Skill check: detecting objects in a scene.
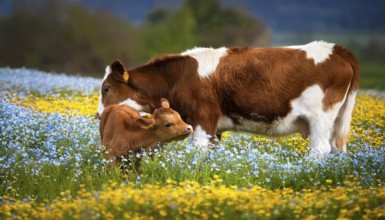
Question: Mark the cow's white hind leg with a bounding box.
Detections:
[308,99,345,157]
[294,85,344,157]
[308,115,334,157]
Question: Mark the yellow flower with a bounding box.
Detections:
[11,93,99,116]
[221,131,231,139]
[159,210,167,217]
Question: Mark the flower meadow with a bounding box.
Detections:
[1,68,385,219]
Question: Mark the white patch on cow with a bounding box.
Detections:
[286,41,335,65]
[193,125,210,151]
[119,98,149,113]
[97,95,104,117]
[181,47,228,78]
[97,66,112,117]
[103,66,111,81]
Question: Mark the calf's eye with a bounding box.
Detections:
[165,123,173,127]
[104,87,110,93]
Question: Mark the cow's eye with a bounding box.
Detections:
[104,87,110,93]
[165,123,173,128]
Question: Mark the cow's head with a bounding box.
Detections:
[97,61,150,119]
[137,98,193,141]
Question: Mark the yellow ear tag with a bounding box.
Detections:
[123,71,129,82]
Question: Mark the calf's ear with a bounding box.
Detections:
[110,60,129,83]
[160,98,170,108]
[136,117,155,129]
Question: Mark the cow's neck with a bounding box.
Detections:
[129,55,196,99]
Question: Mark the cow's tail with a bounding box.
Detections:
[331,45,360,152]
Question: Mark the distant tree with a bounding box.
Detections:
[139,0,267,59]
[11,0,66,21]
[140,6,196,59]
[185,0,267,47]
[0,0,138,76]
[186,0,221,31]
[146,8,170,25]
[61,5,139,73]
[0,0,268,75]
[0,12,46,68]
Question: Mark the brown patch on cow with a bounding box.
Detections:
[215,47,301,119]
[214,46,355,117]
[320,54,353,111]
[333,45,360,91]
[147,54,181,65]
[321,45,359,111]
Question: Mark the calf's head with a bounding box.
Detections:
[137,99,193,141]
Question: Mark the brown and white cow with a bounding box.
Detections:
[99,98,193,165]
[97,41,359,156]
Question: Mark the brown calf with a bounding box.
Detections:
[99,98,192,166]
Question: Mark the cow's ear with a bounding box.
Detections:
[136,117,155,129]
[160,98,170,108]
[110,60,129,83]
[111,60,124,74]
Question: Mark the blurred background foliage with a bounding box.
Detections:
[0,0,267,75]
[0,0,384,88]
